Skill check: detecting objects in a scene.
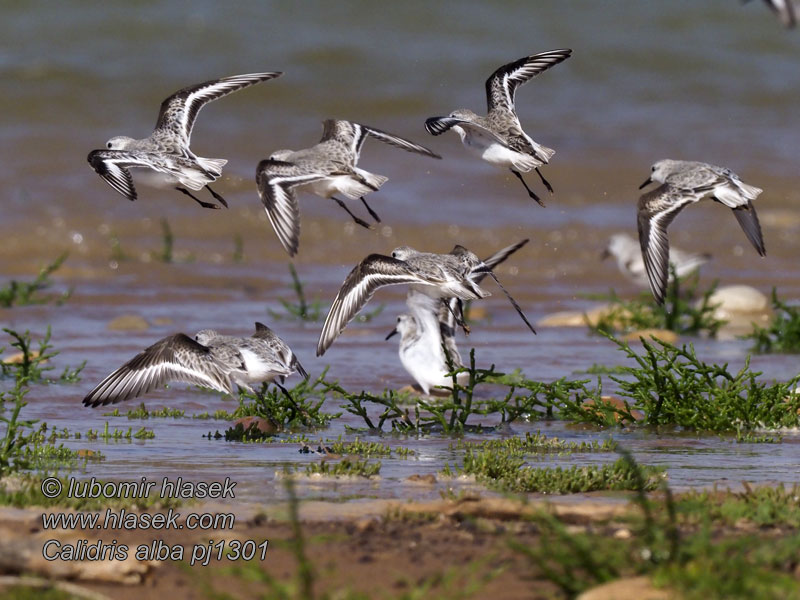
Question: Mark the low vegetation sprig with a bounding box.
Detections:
[304,458,381,478]
[0,252,71,307]
[449,431,617,455]
[512,453,800,599]
[605,333,800,432]
[742,288,800,353]
[1,327,85,384]
[269,263,383,323]
[587,270,725,337]
[443,446,663,494]
[223,369,339,441]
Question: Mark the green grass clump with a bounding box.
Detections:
[320,437,416,458]
[1,327,85,383]
[226,369,339,436]
[268,263,324,322]
[743,288,800,353]
[444,450,663,494]
[606,334,800,432]
[677,483,800,528]
[304,458,381,478]
[513,453,800,599]
[0,253,71,307]
[102,402,185,419]
[192,409,235,420]
[450,431,617,455]
[19,442,104,471]
[0,379,37,475]
[323,437,392,457]
[588,270,725,337]
[85,422,155,441]
[269,263,383,323]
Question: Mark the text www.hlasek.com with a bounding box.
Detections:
[40,476,268,566]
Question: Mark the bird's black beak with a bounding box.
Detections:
[385,328,398,341]
[638,177,652,190]
[600,248,611,261]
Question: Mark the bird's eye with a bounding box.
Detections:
[107,142,112,149]
[397,317,401,323]
[391,252,397,258]
[651,166,655,172]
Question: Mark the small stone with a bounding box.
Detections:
[537,304,633,328]
[466,305,488,321]
[406,474,437,485]
[233,416,278,436]
[1,350,42,365]
[107,315,149,331]
[622,329,678,345]
[577,576,676,600]
[703,285,769,317]
[613,528,632,540]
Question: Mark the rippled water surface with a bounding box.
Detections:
[2,1,799,504]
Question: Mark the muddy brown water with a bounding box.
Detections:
[3,1,800,506]
[4,173,800,505]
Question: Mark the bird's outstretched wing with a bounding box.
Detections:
[83,334,233,407]
[317,255,430,356]
[637,184,700,304]
[155,72,282,145]
[256,158,328,256]
[485,49,572,112]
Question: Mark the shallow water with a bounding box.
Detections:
[2,1,800,504]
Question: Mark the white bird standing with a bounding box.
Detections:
[88,72,282,209]
[637,159,765,304]
[386,239,529,394]
[602,233,710,288]
[425,49,572,205]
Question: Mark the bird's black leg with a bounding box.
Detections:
[486,271,537,335]
[535,167,554,194]
[204,184,229,208]
[275,382,310,423]
[447,299,471,335]
[175,186,219,209]
[331,197,371,228]
[359,196,382,223]
[510,169,545,207]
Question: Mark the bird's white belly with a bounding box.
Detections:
[456,126,521,169]
[303,175,369,200]
[478,142,521,168]
[236,348,277,385]
[137,170,181,189]
[400,342,453,394]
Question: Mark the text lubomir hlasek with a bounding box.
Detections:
[65,476,235,499]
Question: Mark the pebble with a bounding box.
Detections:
[107,314,149,331]
[577,576,676,600]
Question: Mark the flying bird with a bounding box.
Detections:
[88,72,282,209]
[637,159,765,304]
[317,243,534,356]
[257,119,440,256]
[746,0,797,28]
[83,322,306,408]
[425,49,572,205]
